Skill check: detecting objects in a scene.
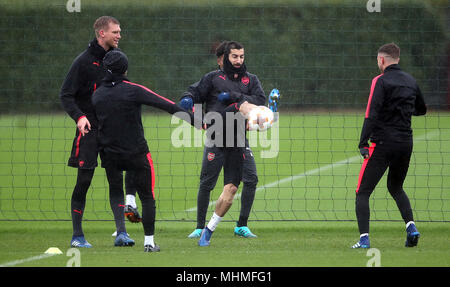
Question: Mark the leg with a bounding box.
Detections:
[355,143,388,235]
[386,142,414,224]
[198,183,238,247]
[124,170,142,222]
[68,128,98,247]
[238,146,258,227]
[71,168,95,237]
[198,148,243,246]
[134,152,160,252]
[214,183,239,217]
[386,142,420,247]
[68,128,98,238]
[104,166,127,235]
[214,147,244,218]
[134,153,156,237]
[196,147,224,229]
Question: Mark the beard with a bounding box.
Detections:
[223,55,247,79]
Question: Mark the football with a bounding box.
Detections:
[247,106,275,131]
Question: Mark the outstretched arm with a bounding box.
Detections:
[126,81,202,128]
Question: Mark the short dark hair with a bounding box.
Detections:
[378,43,400,59]
[215,41,229,57]
[94,16,120,37]
[224,41,244,55]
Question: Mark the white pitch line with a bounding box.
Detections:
[185,129,439,213]
[0,253,56,267]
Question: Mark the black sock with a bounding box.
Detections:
[141,197,156,236]
[237,182,256,227]
[196,186,211,229]
[109,190,126,234]
[355,192,371,235]
[71,169,95,237]
[105,167,126,234]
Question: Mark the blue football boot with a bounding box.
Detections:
[71,235,92,248]
[187,228,203,238]
[114,232,135,247]
[405,223,420,247]
[198,227,213,247]
[234,226,257,238]
[351,234,370,249]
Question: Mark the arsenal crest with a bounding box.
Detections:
[207,152,215,161]
[241,76,250,85]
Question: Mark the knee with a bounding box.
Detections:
[76,170,94,189]
[355,191,371,203]
[225,183,238,194]
[243,175,258,189]
[387,179,402,193]
[221,184,238,204]
[387,185,404,200]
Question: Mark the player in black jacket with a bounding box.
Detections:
[179,41,266,246]
[59,16,139,248]
[180,41,265,240]
[352,43,427,249]
[93,50,199,252]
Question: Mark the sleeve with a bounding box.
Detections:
[133,83,200,127]
[182,73,214,103]
[59,58,85,122]
[358,76,384,148]
[413,85,427,116]
[229,75,266,106]
[181,81,200,102]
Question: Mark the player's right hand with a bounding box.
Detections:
[77,116,91,137]
[359,147,369,159]
[179,96,194,111]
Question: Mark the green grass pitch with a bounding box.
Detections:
[0,111,449,267]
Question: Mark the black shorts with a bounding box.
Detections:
[200,146,245,188]
[100,151,155,199]
[67,128,98,169]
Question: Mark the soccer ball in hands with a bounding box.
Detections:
[247,106,274,131]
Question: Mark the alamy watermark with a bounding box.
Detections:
[66,0,81,13]
[170,105,279,158]
[366,248,381,267]
[66,248,81,267]
[366,0,381,13]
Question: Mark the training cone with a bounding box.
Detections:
[44,247,63,255]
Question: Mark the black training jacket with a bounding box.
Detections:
[183,69,266,113]
[182,69,266,147]
[60,39,113,127]
[359,64,427,148]
[92,75,195,156]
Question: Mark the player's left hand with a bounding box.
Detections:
[218,92,230,102]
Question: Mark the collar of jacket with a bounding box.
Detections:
[384,63,401,72]
[88,38,111,59]
[102,73,128,86]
